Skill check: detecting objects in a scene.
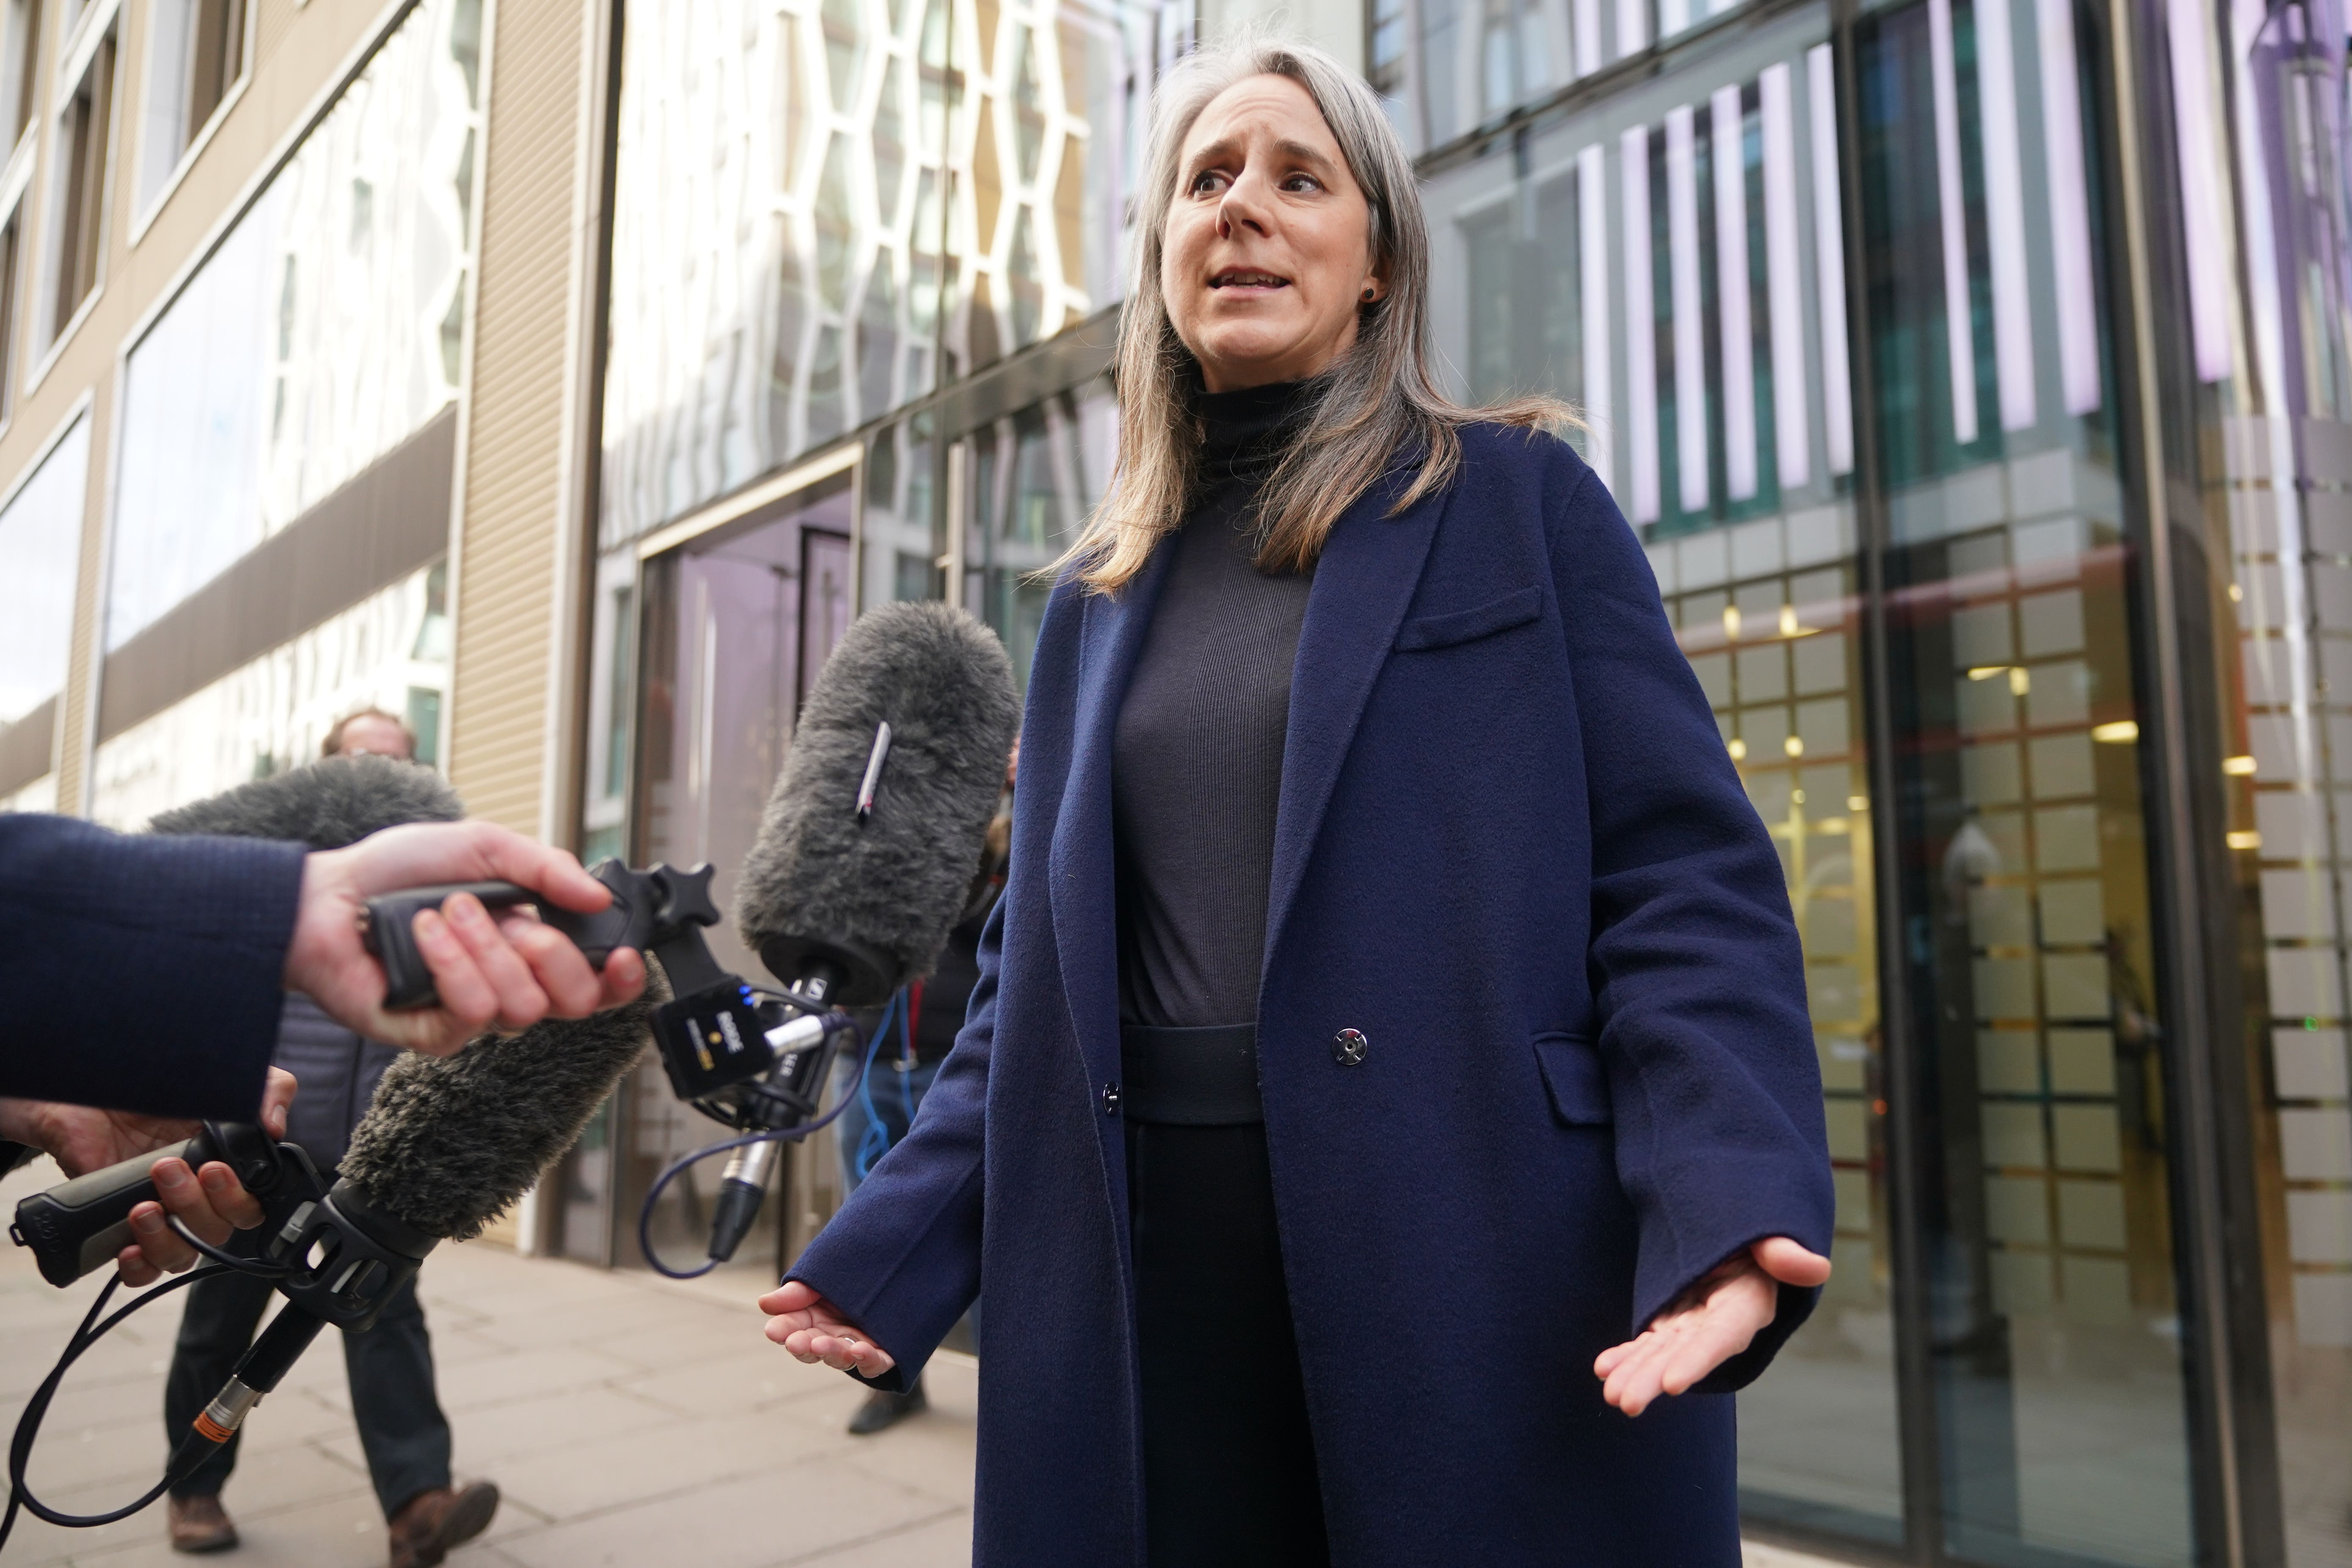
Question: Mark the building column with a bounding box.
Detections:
[446,0,617,1252]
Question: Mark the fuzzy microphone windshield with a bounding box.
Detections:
[149,753,653,1242]
[736,600,1019,1005]
[148,754,463,847]
[336,989,655,1240]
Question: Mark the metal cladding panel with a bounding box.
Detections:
[448,0,593,838]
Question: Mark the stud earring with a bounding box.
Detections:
[1361,287,1376,302]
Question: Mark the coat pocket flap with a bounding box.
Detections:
[1533,1034,1612,1126]
[1394,584,1544,652]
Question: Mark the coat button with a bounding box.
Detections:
[1102,1081,1121,1116]
[1332,1028,1369,1067]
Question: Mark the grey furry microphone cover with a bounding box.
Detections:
[146,753,654,1242]
[736,600,1020,984]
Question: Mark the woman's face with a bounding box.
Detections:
[1159,73,1384,393]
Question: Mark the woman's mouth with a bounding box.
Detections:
[1209,271,1289,290]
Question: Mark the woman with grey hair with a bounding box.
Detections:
[761,35,1832,1567]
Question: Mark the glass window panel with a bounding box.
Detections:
[108,0,481,651]
[1860,0,2197,1560]
[88,562,449,826]
[953,374,1112,691]
[0,415,87,726]
[626,470,858,1275]
[600,0,1164,548]
[138,0,248,212]
[2188,1,2352,1558]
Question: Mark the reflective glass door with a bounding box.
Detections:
[1857,0,2197,1560]
[617,468,858,1277]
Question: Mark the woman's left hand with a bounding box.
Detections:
[1594,1236,1830,1415]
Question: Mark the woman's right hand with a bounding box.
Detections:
[759,1280,898,1378]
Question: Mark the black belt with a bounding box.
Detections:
[1118,1023,1262,1126]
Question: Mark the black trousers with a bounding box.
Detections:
[1127,1120,1332,1567]
[165,1267,451,1517]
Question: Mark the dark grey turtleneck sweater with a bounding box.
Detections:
[1113,380,1316,1029]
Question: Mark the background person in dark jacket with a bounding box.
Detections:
[162,714,498,1568]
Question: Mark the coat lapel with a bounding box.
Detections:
[1263,475,1450,977]
[1047,543,1173,1097]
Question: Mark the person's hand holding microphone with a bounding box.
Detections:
[4,818,646,1285]
[285,818,647,1052]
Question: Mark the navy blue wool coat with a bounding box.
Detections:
[789,426,1834,1566]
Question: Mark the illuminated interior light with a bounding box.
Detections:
[2091,720,2140,743]
[2226,829,2261,850]
[1807,45,1854,475]
[1713,85,1757,502]
[1729,737,1749,760]
[2167,0,2234,380]
[1968,665,2010,681]
[2223,754,2256,775]
[1724,604,1743,639]
[1848,794,1870,810]
[1617,0,1647,64]
[1623,125,1660,522]
[1779,604,1799,636]
[2008,666,2030,696]
[1973,0,2037,432]
[1928,0,1980,444]
[1666,105,1709,515]
[1760,63,1808,491]
[2228,581,2244,601]
[1784,735,1805,757]
[2036,0,2102,413]
[1579,143,1612,492]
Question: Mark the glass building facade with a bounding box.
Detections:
[570,0,2352,1562]
[78,0,478,824]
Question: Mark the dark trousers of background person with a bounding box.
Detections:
[165,1267,451,1516]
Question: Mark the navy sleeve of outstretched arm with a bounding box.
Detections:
[1542,447,1835,1391]
[0,814,306,1121]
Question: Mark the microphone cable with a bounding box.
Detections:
[1,1213,303,1551]
[1,1253,263,1552]
[636,992,897,1280]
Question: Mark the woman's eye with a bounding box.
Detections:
[1190,170,1226,194]
[1282,173,1322,193]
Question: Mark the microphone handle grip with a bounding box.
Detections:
[6,1124,275,1287]
[361,881,631,1011]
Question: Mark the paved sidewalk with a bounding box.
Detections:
[3,1157,1851,1568]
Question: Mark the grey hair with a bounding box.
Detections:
[1062,31,1566,591]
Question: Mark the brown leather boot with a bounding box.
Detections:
[386,1481,500,1568]
[166,1494,237,1554]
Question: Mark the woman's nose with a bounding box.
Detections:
[1216,171,1270,237]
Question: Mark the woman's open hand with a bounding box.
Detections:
[759,1280,898,1378]
[1594,1236,1830,1415]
